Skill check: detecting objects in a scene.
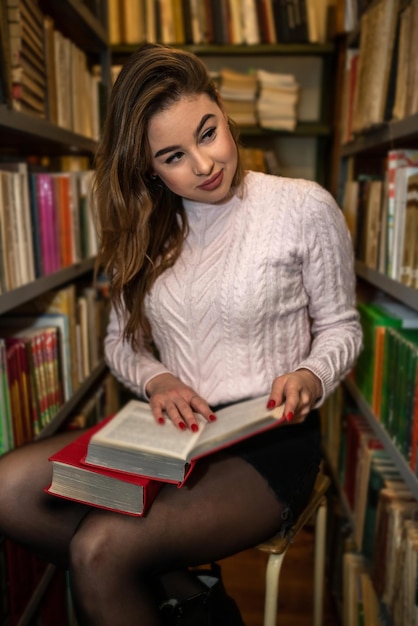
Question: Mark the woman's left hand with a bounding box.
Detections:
[267,369,322,423]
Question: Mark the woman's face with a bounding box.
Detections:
[148,93,238,204]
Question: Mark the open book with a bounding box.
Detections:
[46,419,162,516]
[84,395,285,484]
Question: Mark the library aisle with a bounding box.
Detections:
[220,526,340,626]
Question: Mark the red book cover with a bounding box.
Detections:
[3,336,33,445]
[343,412,383,511]
[46,418,163,517]
[55,173,73,267]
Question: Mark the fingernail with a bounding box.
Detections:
[285,412,294,422]
[209,414,217,422]
[178,422,187,431]
[158,417,165,425]
[191,424,199,432]
[267,399,276,409]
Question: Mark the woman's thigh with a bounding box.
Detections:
[0,435,284,570]
[70,452,285,575]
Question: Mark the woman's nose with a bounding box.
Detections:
[192,152,214,176]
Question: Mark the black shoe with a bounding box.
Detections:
[159,563,245,626]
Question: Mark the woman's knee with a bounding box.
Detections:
[69,515,147,580]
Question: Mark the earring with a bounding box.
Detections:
[151,174,157,180]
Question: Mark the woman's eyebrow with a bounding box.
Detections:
[153,113,216,159]
[194,113,215,138]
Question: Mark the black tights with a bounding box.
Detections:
[0,431,285,625]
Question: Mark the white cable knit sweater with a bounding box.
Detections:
[105,171,363,406]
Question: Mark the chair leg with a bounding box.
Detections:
[313,497,327,626]
[263,551,287,626]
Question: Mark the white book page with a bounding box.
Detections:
[90,396,284,463]
[90,401,201,461]
[189,395,284,460]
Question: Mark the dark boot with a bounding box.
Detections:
[159,563,246,626]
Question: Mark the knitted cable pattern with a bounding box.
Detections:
[105,171,362,405]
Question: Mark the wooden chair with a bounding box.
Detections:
[257,472,330,626]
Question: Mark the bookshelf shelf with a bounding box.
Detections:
[345,378,418,500]
[111,42,335,59]
[39,0,108,51]
[0,106,98,155]
[240,122,332,137]
[355,261,418,312]
[340,113,418,157]
[0,258,97,315]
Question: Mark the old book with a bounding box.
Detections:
[392,3,411,121]
[121,0,145,44]
[401,172,418,286]
[364,179,383,270]
[47,419,162,516]
[107,0,122,44]
[352,0,399,132]
[405,0,418,117]
[391,166,418,281]
[386,149,418,277]
[0,162,35,286]
[84,396,285,484]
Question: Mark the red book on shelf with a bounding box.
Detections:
[46,418,163,517]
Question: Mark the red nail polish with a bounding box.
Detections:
[286,412,294,422]
[267,399,276,409]
[158,417,165,425]
[191,424,199,432]
[209,414,217,422]
[178,422,187,431]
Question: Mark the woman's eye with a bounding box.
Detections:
[166,151,183,164]
[201,127,216,142]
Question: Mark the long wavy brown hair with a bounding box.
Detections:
[93,43,244,348]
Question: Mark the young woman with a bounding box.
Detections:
[0,44,362,625]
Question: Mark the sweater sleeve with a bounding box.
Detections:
[295,184,363,401]
[104,304,171,399]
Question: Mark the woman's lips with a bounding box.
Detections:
[198,170,224,191]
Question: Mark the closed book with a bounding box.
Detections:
[401,172,418,286]
[84,396,285,485]
[46,419,162,516]
[355,301,403,406]
[0,339,13,454]
[35,173,59,275]
[1,313,72,404]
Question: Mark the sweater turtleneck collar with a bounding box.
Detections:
[182,190,240,220]
[182,172,251,221]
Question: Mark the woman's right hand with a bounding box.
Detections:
[146,373,216,432]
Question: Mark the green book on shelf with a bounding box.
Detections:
[395,330,418,461]
[355,302,403,406]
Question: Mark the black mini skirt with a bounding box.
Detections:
[227,409,322,534]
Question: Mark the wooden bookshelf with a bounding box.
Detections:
[334,0,418,622]
[0,1,110,623]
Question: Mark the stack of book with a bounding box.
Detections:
[256,69,300,131]
[219,68,258,128]
[6,0,46,118]
[46,396,285,516]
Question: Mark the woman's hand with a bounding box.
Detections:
[267,369,322,423]
[146,373,216,431]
